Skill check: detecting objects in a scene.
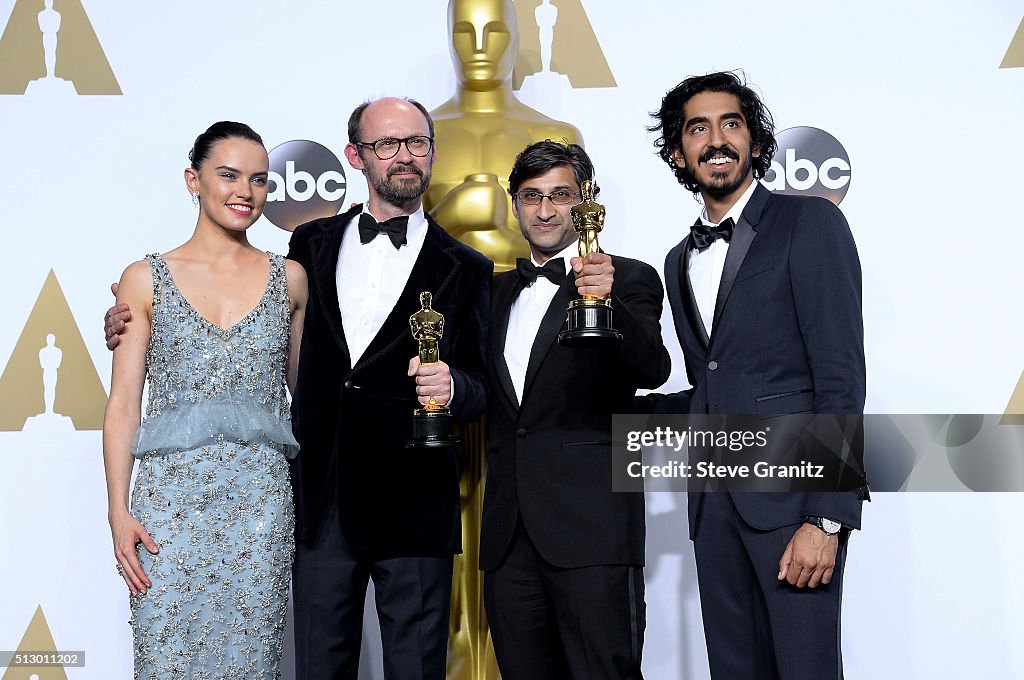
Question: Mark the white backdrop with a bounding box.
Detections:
[2,1,1024,678]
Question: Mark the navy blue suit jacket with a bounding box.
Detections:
[653,183,866,537]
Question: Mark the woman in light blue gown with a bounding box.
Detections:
[102,122,307,679]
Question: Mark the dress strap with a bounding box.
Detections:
[144,253,170,310]
[267,252,290,309]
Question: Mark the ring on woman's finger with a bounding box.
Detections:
[116,563,124,576]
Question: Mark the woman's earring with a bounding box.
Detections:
[191,193,199,206]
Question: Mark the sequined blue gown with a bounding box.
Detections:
[128,253,298,679]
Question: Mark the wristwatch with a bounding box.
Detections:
[805,516,842,535]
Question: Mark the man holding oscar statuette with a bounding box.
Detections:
[283,97,491,680]
[480,140,669,680]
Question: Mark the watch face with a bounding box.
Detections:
[821,518,842,534]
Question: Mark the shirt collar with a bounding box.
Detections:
[532,241,580,275]
[700,178,759,227]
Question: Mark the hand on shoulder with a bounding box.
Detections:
[105,259,154,350]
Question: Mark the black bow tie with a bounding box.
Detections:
[358,213,408,249]
[690,217,735,251]
[516,257,565,286]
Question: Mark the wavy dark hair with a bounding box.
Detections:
[648,71,776,193]
[189,121,264,170]
[508,139,597,197]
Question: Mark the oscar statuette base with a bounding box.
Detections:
[407,407,462,449]
[557,297,623,347]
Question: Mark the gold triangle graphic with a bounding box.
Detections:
[0,0,121,95]
[1001,368,1024,425]
[513,0,616,89]
[0,0,47,90]
[1,606,70,680]
[1001,18,1024,68]
[0,269,107,431]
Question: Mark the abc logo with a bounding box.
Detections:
[762,127,851,205]
[263,140,347,232]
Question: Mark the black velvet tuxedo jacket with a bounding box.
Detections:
[480,255,671,571]
[287,204,492,557]
[657,184,867,538]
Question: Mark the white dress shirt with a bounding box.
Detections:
[688,179,759,337]
[504,243,578,404]
[337,205,428,364]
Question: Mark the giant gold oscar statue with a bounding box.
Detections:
[424,2,583,679]
[425,0,583,274]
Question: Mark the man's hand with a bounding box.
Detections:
[570,252,614,298]
[407,356,452,406]
[105,282,131,351]
[777,523,839,588]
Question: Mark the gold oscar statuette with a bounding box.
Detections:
[558,179,623,346]
[407,292,461,449]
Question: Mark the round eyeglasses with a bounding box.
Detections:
[354,136,434,160]
[513,189,581,207]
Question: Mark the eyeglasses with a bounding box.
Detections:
[354,136,434,160]
[513,189,581,206]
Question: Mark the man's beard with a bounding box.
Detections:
[698,146,753,198]
[369,163,430,206]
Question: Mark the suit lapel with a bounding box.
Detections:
[666,236,710,350]
[683,240,712,348]
[491,272,523,411]
[710,183,771,342]
[309,205,358,365]
[521,271,574,404]
[710,219,754,338]
[353,216,460,373]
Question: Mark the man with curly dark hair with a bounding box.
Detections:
[645,71,866,680]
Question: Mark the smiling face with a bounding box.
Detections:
[672,90,759,207]
[512,164,581,264]
[185,137,269,231]
[345,98,435,213]
[448,0,517,89]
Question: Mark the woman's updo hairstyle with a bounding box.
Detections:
[188,121,264,170]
